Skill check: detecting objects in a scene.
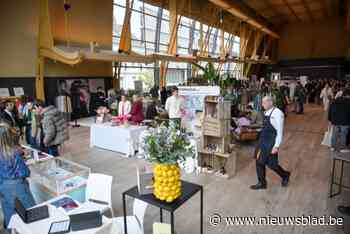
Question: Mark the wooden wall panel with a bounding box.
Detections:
[278,17,346,60]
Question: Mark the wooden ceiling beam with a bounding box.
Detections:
[263,0,289,24]
[320,0,329,17]
[208,0,280,38]
[347,0,350,30]
[300,0,314,21]
[281,0,301,21]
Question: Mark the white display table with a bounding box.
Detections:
[8,195,119,234]
[90,123,147,157]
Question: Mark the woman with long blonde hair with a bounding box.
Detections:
[0,121,35,228]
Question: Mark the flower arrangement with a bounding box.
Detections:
[142,124,195,165]
[96,106,110,124]
[142,124,195,202]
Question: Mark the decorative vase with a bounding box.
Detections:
[153,163,181,203]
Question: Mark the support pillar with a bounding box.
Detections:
[36,56,45,101]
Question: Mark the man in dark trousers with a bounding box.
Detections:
[328,89,350,153]
[250,96,291,190]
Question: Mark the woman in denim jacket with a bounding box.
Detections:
[0,122,35,228]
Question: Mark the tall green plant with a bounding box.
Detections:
[192,62,220,86]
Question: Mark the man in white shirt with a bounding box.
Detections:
[250,96,290,190]
[165,86,183,129]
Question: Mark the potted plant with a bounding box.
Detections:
[192,62,220,86]
[142,124,195,203]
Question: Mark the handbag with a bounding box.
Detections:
[321,125,333,147]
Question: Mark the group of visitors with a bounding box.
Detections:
[0,97,71,229]
[102,85,183,125]
[0,98,69,156]
[105,92,151,124]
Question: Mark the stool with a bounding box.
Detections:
[329,152,350,198]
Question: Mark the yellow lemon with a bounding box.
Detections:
[164,186,170,192]
[168,177,175,183]
[167,170,173,177]
[166,196,174,203]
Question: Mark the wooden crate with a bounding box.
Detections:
[202,135,231,154]
[202,118,230,137]
[204,97,231,120]
[198,150,237,179]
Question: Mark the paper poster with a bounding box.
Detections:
[13,87,24,96]
[178,86,220,111]
[0,88,10,97]
[178,86,220,132]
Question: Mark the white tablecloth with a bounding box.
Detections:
[90,124,147,157]
[8,195,119,234]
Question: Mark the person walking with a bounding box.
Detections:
[35,101,69,156]
[328,89,350,152]
[320,83,333,112]
[295,82,306,114]
[0,122,35,228]
[250,96,290,190]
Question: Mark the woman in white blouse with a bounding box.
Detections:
[118,95,131,116]
[320,84,333,112]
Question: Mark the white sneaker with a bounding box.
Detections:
[340,149,350,153]
[330,147,336,152]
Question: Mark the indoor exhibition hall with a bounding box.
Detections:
[0,0,350,233]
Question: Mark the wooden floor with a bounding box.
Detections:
[59,104,349,233]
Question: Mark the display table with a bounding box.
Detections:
[90,123,147,157]
[29,157,90,203]
[122,180,203,234]
[8,195,118,234]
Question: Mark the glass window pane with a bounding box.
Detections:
[130,11,142,40]
[113,5,125,36]
[144,15,157,43]
[114,0,126,7]
[162,9,170,20]
[233,42,240,56]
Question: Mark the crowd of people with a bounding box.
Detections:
[102,85,180,125]
[0,97,71,229]
[1,78,350,229]
[0,98,69,157]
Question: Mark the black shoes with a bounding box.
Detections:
[282,172,291,187]
[251,172,290,190]
[338,206,350,216]
[250,182,267,190]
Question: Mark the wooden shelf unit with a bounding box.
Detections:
[198,96,237,179]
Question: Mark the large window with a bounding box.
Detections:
[112,0,241,90]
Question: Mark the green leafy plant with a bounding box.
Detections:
[137,70,154,91]
[142,124,195,165]
[192,62,220,86]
